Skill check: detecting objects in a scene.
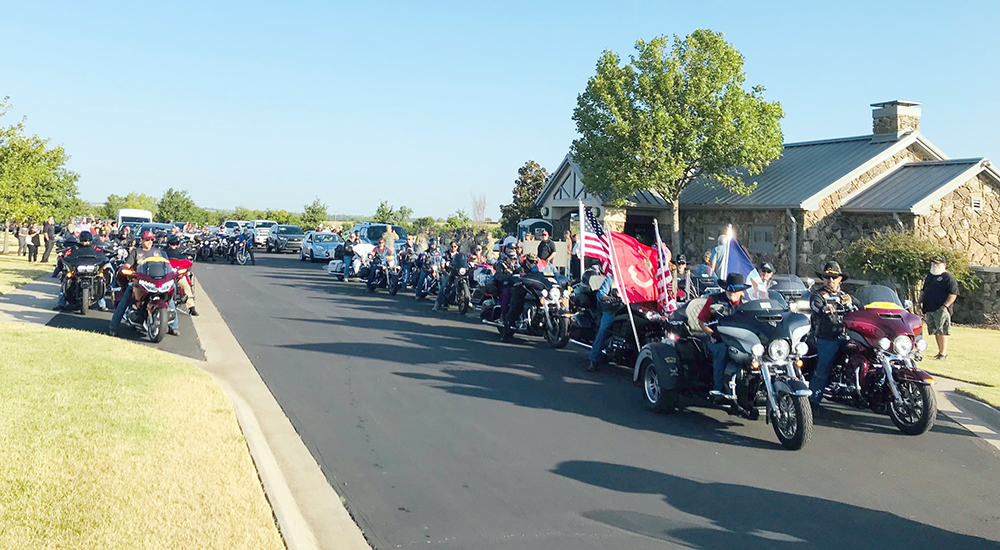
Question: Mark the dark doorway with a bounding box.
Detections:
[624,213,655,246]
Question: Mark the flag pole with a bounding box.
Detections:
[654,219,676,298]
[605,222,642,353]
[578,201,586,283]
[720,224,733,281]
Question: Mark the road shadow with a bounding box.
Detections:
[551,460,999,549]
[46,308,205,361]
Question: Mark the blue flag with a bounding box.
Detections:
[720,228,767,300]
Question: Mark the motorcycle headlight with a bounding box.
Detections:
[541,289,548,298]
[768,339,791,361]
[138,279,159,292]
[893,335,913,356]
[78,264,95,273]
[915,337,927,352]
[878,337,891,351]
[459,267,467,276]
[549,287,561,301]
[794,342,809,356]
[751,344,765,357]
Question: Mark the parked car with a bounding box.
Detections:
[134,222,175,242]
[267,224,305,253]
[251,220,277,247]
[300,231,344,262]
[222,220,249,235]
[349,222,408,251]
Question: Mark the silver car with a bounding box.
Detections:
[300,231,344,262]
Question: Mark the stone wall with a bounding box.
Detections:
[912,172,1000,267]
[680,209,793,272]
[954,267,1000,325]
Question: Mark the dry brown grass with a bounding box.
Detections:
[0,323,284,549]
[0,254,51,295]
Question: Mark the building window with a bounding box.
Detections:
[971,195,983,212]
[702,224,726,255]
[748,225,775,253]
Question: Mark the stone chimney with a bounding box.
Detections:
[871,100,921,139]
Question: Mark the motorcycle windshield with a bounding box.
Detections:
[854,285,903,308]
[137,258,175,280]
[64,251,107,269]
[734,291,789,313]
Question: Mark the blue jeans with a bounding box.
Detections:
[401,263,413,289]
[589,310,615,364]
[435,275,450,307]
[809,337,842,404]
[343,254,353,279]
[711,341,731,393]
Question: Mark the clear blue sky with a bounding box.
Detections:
[4,1,998,219]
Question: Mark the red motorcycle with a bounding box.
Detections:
[116,257,178,343]
[803,285,937,435]
[169,257,194,309]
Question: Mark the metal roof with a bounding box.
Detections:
[840,159,983,213]
[679,135,901,208]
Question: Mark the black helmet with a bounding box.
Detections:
[79,230,93,243]
[429,238,438,249]
[155,230,168,240]
[167,235,181,246]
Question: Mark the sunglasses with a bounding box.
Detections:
[725,285,744,292]
[822,274,841,280]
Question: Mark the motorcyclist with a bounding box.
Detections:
[233,228,255,265]
[343,231,360,280]
[53,231,109,311]
[433,241,462,311]
[398,234,417,290]
[366,237,396,292]
[493,243,520,321]
[108,230,178,337]
[415,239,442,299]
[808,261,856,411]
[501,252,539,342]
[760,262,776,289]
[165,235,198,316]
[469,245,487,265]
[698,272,749,401]
[587,270,619,372]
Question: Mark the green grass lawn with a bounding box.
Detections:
[0,253,52,295]
[0,323,284,550]
[921,325,1000,408]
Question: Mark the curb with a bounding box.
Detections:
[933,378,1000,454]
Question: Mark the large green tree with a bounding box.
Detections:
[372,201,413,226]
[100,192,159,220]
[156,188,198,222]
[572,29,784,251]
[499,160,548,236]
[301,198,328,229]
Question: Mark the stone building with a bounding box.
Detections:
[537,100,999,271]
[535,101,1000,321]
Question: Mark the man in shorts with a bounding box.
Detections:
[920,256,959,360]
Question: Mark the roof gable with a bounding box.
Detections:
[841,159,996,214]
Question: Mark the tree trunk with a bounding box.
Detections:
[670,200,681,255]
[2,219,8,255]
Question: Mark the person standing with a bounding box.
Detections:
[708,234,728,279]
[27,223,41,262]
[41,216,57,262]
[536,230,556,265]
[920,256,959,360]
[17,223,28,256]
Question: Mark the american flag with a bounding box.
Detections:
[653,220,677,314]
[580,201,611,274]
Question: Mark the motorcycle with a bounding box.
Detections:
[414,253,442,300]
[367,253,401,295]
[116,257,178,343]
[801,285,937,435]
[567,271,667,366]
[480,266,571,348]
[437,254,473,314]
[195,234,218,262]
[60,248,112,315]
[169,254,196,310]
[637,291,814,450]
[470,262,496,307]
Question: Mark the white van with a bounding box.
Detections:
[116,208,153,229]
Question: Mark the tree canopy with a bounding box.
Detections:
[0,97,81,223]
[156,188,198,223]
[571,29,784,250]
[301,198,328,229]
[499,160,548,236]
[373,201,412,226]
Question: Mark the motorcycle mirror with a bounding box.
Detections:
[903,299,913,310]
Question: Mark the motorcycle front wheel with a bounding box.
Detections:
[388,275,399,295]
[545,314,569,348]
[771,392,813,450]
[889,381,936,435]
[80,288,90,316]
[149,308,168,343]
[458,286,470,315]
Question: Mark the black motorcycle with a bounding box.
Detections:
[61,248,112,315]
[636,292,814,450]
[414,254,442,300]
[195,234,218,262]
[367,253,401,295]
[567,271,667,367]
[480,267,570,348]
[437,254,473,314]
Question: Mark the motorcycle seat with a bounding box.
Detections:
[685,298,708,335]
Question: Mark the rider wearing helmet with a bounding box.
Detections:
[493,243,520,322]
[233,227,255,265]
[415,238,441,299]
[53,231,108,311]
[501,252,538,342]
[109,230,177,337]
[342,231,360,280]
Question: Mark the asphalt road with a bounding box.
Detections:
[198,252,1000,550]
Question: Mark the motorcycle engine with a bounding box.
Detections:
[606,336,628,362]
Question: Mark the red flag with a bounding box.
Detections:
[609,232,659,304]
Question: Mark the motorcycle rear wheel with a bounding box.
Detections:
[642,358,679,413]
[771,393,813,450]
[889,381,936,435]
